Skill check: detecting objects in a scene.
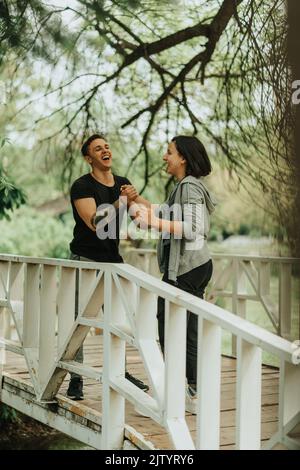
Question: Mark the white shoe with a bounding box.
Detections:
[185,384,197,414]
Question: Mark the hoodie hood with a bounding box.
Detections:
[180,175,217,214]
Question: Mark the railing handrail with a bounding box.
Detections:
[212,253,300,263]
[0,253,296,363]
[0,253,106,267]
[113,263,295,363]
[124,248,300,264]
[1,251,300,264]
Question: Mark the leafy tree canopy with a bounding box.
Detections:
[0,0,296,246]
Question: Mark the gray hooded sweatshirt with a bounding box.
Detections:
[157,175,216,282]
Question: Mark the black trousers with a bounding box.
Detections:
[157,259,213,388]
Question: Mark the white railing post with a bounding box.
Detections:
[279,264,292,340]
[0,262,9,299]
[236,338,262,449]
[102,269,126,450]
[0,261,10,339]
[143,253,151,274]
[149,251,159,277]
[78,267,97,316]
[278,360,300,443]
[57,267,76,353]
[232,260,247,356]
[136,287,164,405]
[23,264,40,348]
[206,258,233,303]
[8,262,25,339]
[259,261,270,297]
[197,318,222,449]
[1,308,10,340]
[164,300,194,449]
[258,260,280,328]
[39,265,57,390]
[23,264,40,386]
[232,260,246,317]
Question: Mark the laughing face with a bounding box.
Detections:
[85,138,112,170]
[163,141,186,179]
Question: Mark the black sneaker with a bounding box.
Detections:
[187,383,197,397]
[186,383,197,414]
[125,371,149,392]
[67,377,84,400]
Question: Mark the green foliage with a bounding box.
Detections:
[0,0,292,250]
[0,137,27,219]
[0,138,27,220]
[238,223,250,236]
[0,1,79,64]
[0,206,73,258]
[0,171,27,220]
[208,227,220,242]
[0,404,19,424]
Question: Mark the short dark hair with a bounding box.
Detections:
[81,133,106,157]
[172,135,211,177]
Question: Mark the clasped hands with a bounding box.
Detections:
[120,184,159,230]
[120,184,139,204]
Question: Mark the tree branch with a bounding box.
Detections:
[123,22,210,67]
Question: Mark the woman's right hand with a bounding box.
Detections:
[134,205,151,230]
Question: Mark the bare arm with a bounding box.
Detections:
[74,198,97,231]
[135,184,206,238]
[154,218,183,235]
[134,195,152,208]
[135,205,184,235]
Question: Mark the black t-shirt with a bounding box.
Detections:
[69,173,131,262]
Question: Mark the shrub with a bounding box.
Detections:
[0,206,73,258]
[238,223,250,236]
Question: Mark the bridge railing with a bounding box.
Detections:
[0,253,299,450]
[124,249,300,343]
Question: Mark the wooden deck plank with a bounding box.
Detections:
[2,335,282,450]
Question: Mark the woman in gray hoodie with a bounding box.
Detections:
[131,135,216,413]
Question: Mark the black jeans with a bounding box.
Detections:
[69,253,96,380]
[157,259,213,389]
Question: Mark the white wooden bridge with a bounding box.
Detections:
[0,251,300,450]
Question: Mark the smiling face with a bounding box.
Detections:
[163,141,186,180]
[85,138,112,170]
